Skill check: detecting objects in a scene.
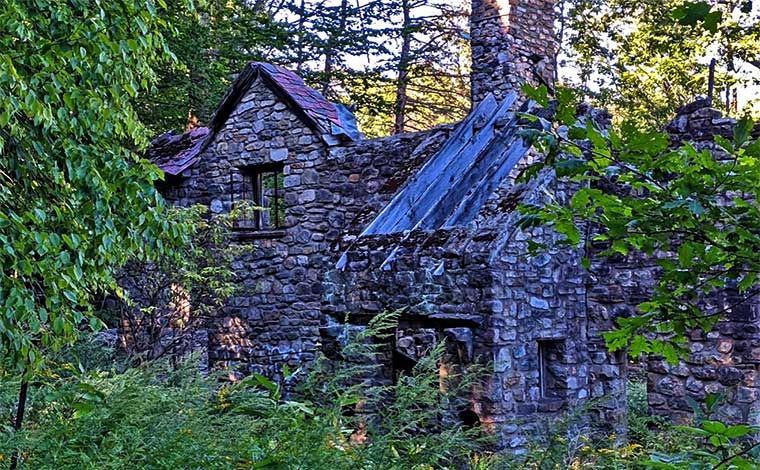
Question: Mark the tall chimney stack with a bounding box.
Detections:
[470,0,556,106]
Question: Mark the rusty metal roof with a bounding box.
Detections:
[151,62,360,177]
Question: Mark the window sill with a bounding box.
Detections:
[231,228,287,241]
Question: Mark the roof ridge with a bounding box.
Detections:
[150,62,360,176]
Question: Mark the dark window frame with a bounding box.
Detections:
[231,163,285,236]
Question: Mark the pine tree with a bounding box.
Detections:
[382,0,470,134]
[136,0,291,133]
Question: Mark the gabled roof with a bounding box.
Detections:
[335,92,534,270]
[149,62,360,177]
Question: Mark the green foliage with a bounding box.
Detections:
[520,85,760,360]
[135,0,471,137]
[1,333,756,469]
[640,392,760,469]
[0,313,493,469]
[135,0,291,133]
[114,206,243,363]
[496,380,760,469]
[644,421,760,468]
[0,359,268,469]
[626,381,669,448]
[289,311,491,468]
[0,0,192,376]
[558,0,760,128]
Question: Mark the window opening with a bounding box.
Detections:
[538,339,566,400]
[233,163,285,231]
[458,408,480,427]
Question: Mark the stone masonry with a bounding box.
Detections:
[155,75,329,374]
[150,62,627,450]
[646,101,760,425]
[151,66,455,377]
[324,165,627,447]
[470,0,556,105]
[574,99,760,426]
[144,0,758,451]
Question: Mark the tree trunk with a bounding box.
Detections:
[321,0,350,96]
[9,380,29,470]
[554,0,567,85]
[187,67,204,129]
[296,0,307,73]
[393,0,412,134]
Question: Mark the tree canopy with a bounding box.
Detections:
[0,0,190,375]
[135,0,470,137]
[558,0,760,129]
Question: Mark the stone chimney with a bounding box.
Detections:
[470,0,557,105]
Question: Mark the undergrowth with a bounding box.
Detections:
[1,324,757,469]
[0,313,492,469]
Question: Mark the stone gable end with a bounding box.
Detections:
[203,78,327,215]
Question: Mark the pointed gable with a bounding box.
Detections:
[149,62,360,177]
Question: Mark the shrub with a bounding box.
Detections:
[626,380,671,450]
[0,313,492,469]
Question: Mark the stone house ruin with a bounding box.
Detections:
[145,0,760,448]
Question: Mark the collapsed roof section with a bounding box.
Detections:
[360,92,532,235]
[147,126,210,177]
[334,92,533,271]
[148,62,361,177]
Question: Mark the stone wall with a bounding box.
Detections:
[482,171,626,447]
[156,77,629,446]
[156,79,453,377]
[470,0,556,105]
[324,168,628,450]
[643,101,760,425]
[563,99,760,426]
[648,298,760,425]
[159,79,329,376]
[321,125,454,240]
[152,71,760,447]
[323,227,496,388]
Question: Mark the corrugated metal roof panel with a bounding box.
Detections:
[360,92,531,236]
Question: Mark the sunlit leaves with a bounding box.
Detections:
[520,84,760,362]
[560,0,759,131]
[0,0,193,376]
[522,83,550,108]
[652,418,760,468]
